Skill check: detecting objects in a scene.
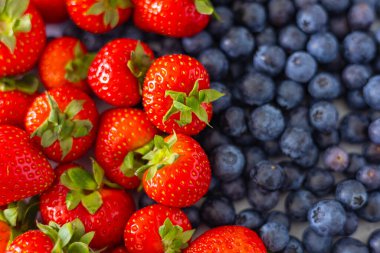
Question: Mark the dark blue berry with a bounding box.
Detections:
[332,237,369,253]
[210,82,232,114]
[286,51,317,83]
[358,191,380,222]
[254,161,285,191]
[308,73,342,100]
[122,26,144,40]
[220,27,255,59]
[314,130,340,149]
[368,229,380,253]
[279,25,307,53]
[309,101,339,133]
[199,128,231,153]
[356,165,380,190]
[304,168,335,196]
[280,162,306,191]
[207,7,234,37]
[236,2,266,33]
[307,33,339,63]
[81,32,104,52]
[295,143,319,168]
[295,0,317,8]
[320,0,350,13]
[182,31,213,55]
[348,3,375,30]
[288,107,312,130]
[260,222,290,252]
[182,206,200,228]
[220,177,246,201]
[138,192,156,209]
[277,80,304,110]
[253,45,286,76]
[200,196,235,227]
[235,209,264,230]
[256,27,277,47]
[268,0,295,27]
[329,16,349,39]
[342,64,371,90]
[363,143,380,163]
[280,127,313,159]
[369,119,380,144]
[303,227,333,253]
[346,153,367,178]
[211,144,245,182]
[220,106,247,137]
[198,48,229,81]
[336,180,368,210]
[341,211,359,236]
[283,236,304,253]
[247,182,280,212]
[296,4,328,34]
[346,90,368,109]
[266,211,290,230]
[243,147,266,180]
[237,72,275,106]
[340,113,369,143]
[286,190,317,221]
[262,140,282,157]
[323,146,349,172]
[343,32,376,64]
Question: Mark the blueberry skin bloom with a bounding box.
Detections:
[369,229,380,253]
[309,101,339,133]
[260,222,290,252]
[358,191,380,222]
[254,161,285,191]
[296,4,328,34]
[332,237,369,253]
[369,119,380,144]
[220,26,255,59]
[211,144,245,182]
[308,72,341,100]
[342,64,371,90]
[277,80,304,110]
[364,76,380,110]
[343,31,376,64]
[286,51,317,83]
[303,227,333,253]
[253,45,286,76]
[307,33,339,63]
[335,180,368,210]
[237,72,275,106]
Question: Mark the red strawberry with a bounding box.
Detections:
[111,246,128,253]
[0,0,46,77]
[25,87,99,162]
[6,219,96,253]
[0,75,39,127]
[88,38,154,107]
[0,221,10,252]
[39,37,95,92]
[0,125,55,206]
[124,204,194,253]
[31,0,68,23]
[143,54,223,136]
[132,0,216,37]
[184,226,267,253]
[66,0,132,34]
[137,133,211,207]
[40,161,136,249]
[95,108,157,189]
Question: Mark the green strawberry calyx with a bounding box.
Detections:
[119,140,154,178]
[127,41,154,90]
[163,80,224,127]
[135,134,179,181]
[194,0,220,19]
[0,0,31,53]
[65,42,96,83]
[86,0,132,28]
[159,218,195,253]
[60,159,121,215]
[31,94,93,160]
[0,74,39,95]
[37,219,97,253]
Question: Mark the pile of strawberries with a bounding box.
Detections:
[0,0,267,252]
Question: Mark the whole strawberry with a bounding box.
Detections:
[40,161,136,249]
[66,0,132,34]
[95,108,157,189]
[31,0,68,23]
[88,39,154,106]
[143,54,223,135]
[39,37,95,92]
[0,125,55,206]
[137,133,211,207]
[0,75,39,127]
[6,219,96,253]
[132,0,215,37]
[124,204,194,253]
[25,87,99,162]
[111,246,128,253]
[0,0,46,77]
[184,226,267,253]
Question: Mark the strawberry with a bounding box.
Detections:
[111,246,128,253]
[95,108,157,189]
[31,0,68,23]
[40,160,136,249]
[39,37,95,92]
[88,38,154,107]
[0,0,46,77]
[124,204,194,253]
[132,0,216,38]
[184,226,267,253]
[0,75,39,127]
[6,219,96,253]
[25,87,99,162]
[0,125,55,206]
[143,54,223,136]
[136,133,211,207]
[66,0,132,34]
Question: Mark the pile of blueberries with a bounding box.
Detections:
[63,0,380,252]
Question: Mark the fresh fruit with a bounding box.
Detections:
[40,161,136,249]
[0,0,46,77]
[124,204,194,253]
[6,219,95,253]
[143,54,223,135]
[25,87,99,162]
[0,75,39,127]
[132,0,215,38]
[88,38,154,106]
[0,221,10,252]
[39,37,95,92]
[111,246,128,253]
[184,226,266,253]
[31,0,68,23]
[66,0,132,34]
[0,125,55,206]
[95,108,157,189]
[137,133,211,207]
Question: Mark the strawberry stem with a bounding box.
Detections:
[159,218,195,253]
[65,42,96,83]
[0,74,39,95]
[86,0,132,28]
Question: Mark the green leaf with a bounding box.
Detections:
[194,0,214,15]
[86,1,105,15]
[41,129,58,148]
[72,120,93,138]
[3,206,17,227]
[6,0,29,18]
[58,222,74,247]
[14,14,31,33]
[80,232,95,245]
[177,110,192,127]
[104,9,119,28]
[120,152,135,177]
[145,166,158,181]
[67,168,97,190]
[60,137,73,160]
[73,42,84,58]
[51,238,63,253]
[64,100,85,119]
[0,35,16,53]
[117,0,132,9]
[165,90,186,102]
[37,222,59,242]
[173,101,191,112]
[91,159,104,187]
[13,74,40,95]
[66,191,82,211]
[0,0,6,13]
[81,191,103,215]
[68,242,90,253]
[70,219,86,241]
[60,120,75,139]
[199,89,225,103]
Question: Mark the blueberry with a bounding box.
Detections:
[356,165,380,190]
[279,25,307,53]
[199,128,231,153]
[266,211,290,230]
[340,113,369,143]
[248,104,285,142]
[369,119,380,144]
[207,177,220,195]
[368,229,380,253]
[296,4,328,34]
[304,169,335,196]
[198,48,229,81]
[277,81,304,110]
[200,196,235,227]
[346,90,368,109]
[243,147,267,180]
[182,206,200,228]
[256,27,277,47]
[236,2,266,33]
[220,106,247,137]
[220,27,255,59]
[343,32,376,64]
[280,127,313,159]
[309,101,339,133]
[237,72,275,106]
[295,143,319,168]
[62,21,83,38]
[320,0,350,13]
[286,190,317,221]
[332,237,369,253]
[336,180,368,210]
[348,3,375,30]
[285,51,317,83]
[308,200,346,236]
[303,227,333,253]
[235,209,264,230]
[307,33,339,63]
[138,192,156,209]
[210,82,232,114]
[122,25,144,40]
[288,107,312,130]
[260,222,290,252]
[254,161,285,191]
[207,7,234,37]
[314,130,340,149]
[233,131,256,147]
[370,110,380,121]
[329,16,349,39]
[280,162,306,191]
[358,191,380,222]
[268,0,295,27]
[283,236,304,253]
[182,31,213,55]
[342,64,371,90]
[295,0,317,8]
[346,153,367,178]
[253,45,286,76]
[262,140,282,157]
[211,144,245,182]
[364,143,380,163]
[81,32,105,52]
[159,38,183,55]
[323,146,349,172]
[220,177,246,201]
[308,73,342,100]
[247,182,280,212]
[341,212,359,236]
